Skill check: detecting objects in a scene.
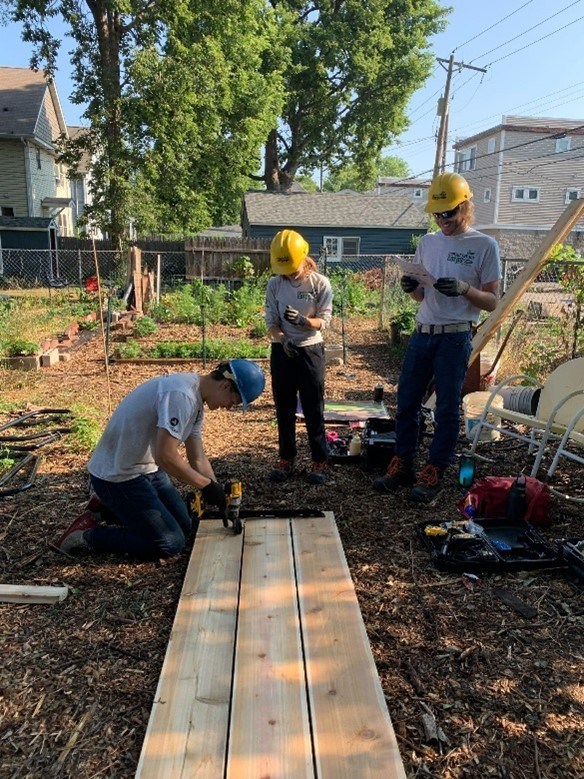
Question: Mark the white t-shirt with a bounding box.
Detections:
[88,373,204,482]
[414,228,501,325]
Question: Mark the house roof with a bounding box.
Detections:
[454,114,584,149]
[0,216,56,230]
[377,177,430,187]
[0,67,67,139]
[243,191,429,229]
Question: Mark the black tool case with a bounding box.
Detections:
[558,539,584,581]
[363,418,396,471]
[417,516,562,573]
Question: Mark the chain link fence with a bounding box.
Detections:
[1,247,581,381]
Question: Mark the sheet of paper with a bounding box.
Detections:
[389,255,436,287]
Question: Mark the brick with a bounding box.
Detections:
[58,352,71,362]
[40,349,60,368]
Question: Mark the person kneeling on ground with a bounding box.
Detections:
[374,172,500,505]
[52,360,265,558]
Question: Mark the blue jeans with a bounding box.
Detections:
[396,330,472,469]
[87,470,193,558]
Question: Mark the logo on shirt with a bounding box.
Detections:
[297,292,314,301]
[447,250,476,266]
[170,417,179,428]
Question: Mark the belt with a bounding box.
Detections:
[415,322,472,334]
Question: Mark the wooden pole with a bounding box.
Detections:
[92,237,113,415]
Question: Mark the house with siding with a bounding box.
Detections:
[453,115,584,257]
[375,176,431,202]
[242,190,429,261]
[0,67,74,238]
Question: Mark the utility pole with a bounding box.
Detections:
[433,55,487,179]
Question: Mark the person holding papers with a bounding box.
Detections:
[374,172,501,504]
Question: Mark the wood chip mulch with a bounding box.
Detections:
[0,318,583,778]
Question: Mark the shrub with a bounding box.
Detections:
[134,316,158,337]
[5,339,39,357]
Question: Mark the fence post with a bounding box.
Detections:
[379,256,388,328]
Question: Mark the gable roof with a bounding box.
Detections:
[244,191,429,229]
[0,216,56,230]
[0,67,67,139]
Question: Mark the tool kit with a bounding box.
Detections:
[417,516,561,573]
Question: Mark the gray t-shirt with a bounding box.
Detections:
[414,228,501,325]
[265,271,333,346]
[88,373,204,482]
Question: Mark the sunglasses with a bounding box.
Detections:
[432,205,460,220]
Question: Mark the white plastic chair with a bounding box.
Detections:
[468,358,584,483]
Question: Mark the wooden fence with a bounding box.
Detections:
[184,237,271,279]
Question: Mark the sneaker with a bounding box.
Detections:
[373,455,415,493]
[307,461,327,485]
[408,464,443,505]
[51,511,98,554]
[268,459,294,483]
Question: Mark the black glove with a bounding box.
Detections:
[400,275,419,293]
[284,305,309,327]
[281,338,298,359]
[433,277,470,297]
[201,481,226,516]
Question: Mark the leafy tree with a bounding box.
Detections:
[323,155,410,192]
[2,0,283,240]
[256,0,447,191]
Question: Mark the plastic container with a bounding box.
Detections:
[462,391,504,442]
[349,434,362,456]
[373,384,384,403]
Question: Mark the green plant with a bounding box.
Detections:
[134,315,158,337]
[231,255,255,279]
[5,339,39,357]
[68,407,102,453]
[116,342,144,359]
[249,316,267,339]
[389,303,417,334]
[0,448,16,472]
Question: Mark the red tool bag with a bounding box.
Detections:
[457,475,552,527]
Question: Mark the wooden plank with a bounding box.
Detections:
[469,197,584,366]
[0,584,68,604]
[293,513,406,779]
[135,525,243,779]
[227,520,314,779]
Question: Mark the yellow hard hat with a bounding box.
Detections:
[425,172,473,213]
[270,229,309,275]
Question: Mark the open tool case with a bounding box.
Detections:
[417,516,561,573]
[558,539,584,581]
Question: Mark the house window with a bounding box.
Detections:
[483,189,491,203]
[36,149,41,169]
[1,207,15,217]
[565,189,580,204]
[412,188,423,200]
[487,138,496,154]
[556,136,571,153]
[512,186,540,203]
[322,236,360,260]
[455,145,477,172]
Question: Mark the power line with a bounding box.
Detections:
[470,0,583,63]
[486,13,584,67]
[454,0,536,51]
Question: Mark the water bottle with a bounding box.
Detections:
[349,434,362,456]
[506,474,527,521]
[462,493,478,518]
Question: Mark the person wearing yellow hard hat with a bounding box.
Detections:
[264,229,333,485]
[374,171,501,504]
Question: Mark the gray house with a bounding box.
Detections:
[0,67,74,235]
[242,190,429,260]
[453,115,584,257]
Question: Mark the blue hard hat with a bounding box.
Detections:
[228,359,266,410]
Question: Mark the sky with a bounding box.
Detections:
[1,0,584,180]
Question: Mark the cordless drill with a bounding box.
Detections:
[187,480,243,535]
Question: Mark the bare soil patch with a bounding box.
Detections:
[0,318,582,778]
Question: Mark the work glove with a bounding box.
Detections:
[400,275,419,293]
[281,338,298,359]
[201,480,227,516]
[284,305,309,327]
[433,277,470,297]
